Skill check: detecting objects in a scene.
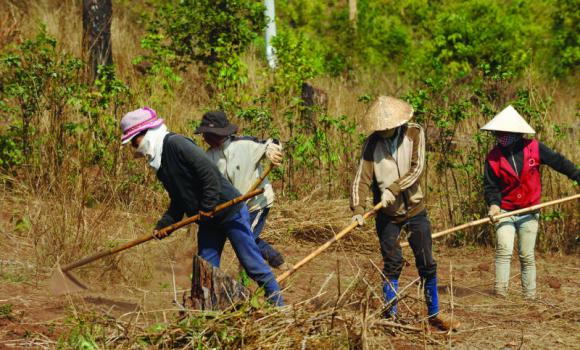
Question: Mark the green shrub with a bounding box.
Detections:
[551,0,580,76]
[136,0,266,93]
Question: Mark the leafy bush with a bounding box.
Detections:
[551,0,580,76]
[0,26,130,184]
[427,0,535,78]
[136,0,266,93]
[271,30,322,95]
[0,26,83,168]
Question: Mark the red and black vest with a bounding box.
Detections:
[487,139,541,210]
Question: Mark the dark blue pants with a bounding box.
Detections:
[249,207,285,268]
[197,205,284,306]
[375,210,437,280]
[376,210,439,317]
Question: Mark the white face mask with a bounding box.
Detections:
[136,125,169,171]
[135,136,152,160]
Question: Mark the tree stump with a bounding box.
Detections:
[189,255,250,310]
[300,82,329,133]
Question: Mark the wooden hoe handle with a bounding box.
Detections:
[277,193,579,283]
[61,188,265,272]
[249,162,274,193]
[277,202,383,283]
[401,193,580,248]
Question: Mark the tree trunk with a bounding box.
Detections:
[82,0,113,82]
[189,255,250,310]
[348,0,357,29]
[264,0,277,69]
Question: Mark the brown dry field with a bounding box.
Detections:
[1,197,579,349]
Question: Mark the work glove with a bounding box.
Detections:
[352,214,364,226]
[265,142,283,166]
[381,189,396,208]
[488,204,500,223]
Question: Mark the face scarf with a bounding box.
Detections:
[377,127,400,158]
[496,133,521,147]
[136,124,169,171]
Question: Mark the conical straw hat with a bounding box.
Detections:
[361,96,414,134]
[481,105,536,134]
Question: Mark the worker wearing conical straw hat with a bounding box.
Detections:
[481,105,579,299]
[351,96,460,331]
[120,107,284,306]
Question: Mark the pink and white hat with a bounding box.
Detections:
[120,107,165,144]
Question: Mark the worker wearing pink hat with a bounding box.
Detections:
[120,107,165,145]
[119,107,284,306]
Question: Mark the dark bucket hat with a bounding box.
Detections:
[194,111,239,136]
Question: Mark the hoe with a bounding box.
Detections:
[51,165,579,305]
[50,164,274,296]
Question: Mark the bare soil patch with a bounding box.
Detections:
[1,198,578,349]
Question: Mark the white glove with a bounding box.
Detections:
[265,142,283,166]
[352,214,364,226]
[381,190,396,208]
[488,204,500,222]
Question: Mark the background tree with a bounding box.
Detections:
[82,0,113,82]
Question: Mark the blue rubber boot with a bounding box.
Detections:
[424,276,440,318]
[382,278,399,318]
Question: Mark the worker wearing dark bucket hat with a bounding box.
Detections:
[195,111,239,136]
[197,110,288,273]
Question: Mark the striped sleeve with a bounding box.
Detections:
[387,124,425,196]
[350,138,374,215]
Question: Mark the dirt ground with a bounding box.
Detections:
[1,199,579,349]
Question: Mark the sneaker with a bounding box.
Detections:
[429,313,460,331]
[494,288,507,298]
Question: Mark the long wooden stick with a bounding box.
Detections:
[277,193,579,283]
[249,162,274,193]
[61,162,275,274]
[277,202,383,283]
[61,188,265,272]
[401,193,580,248]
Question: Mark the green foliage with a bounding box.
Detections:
[271,30,322,94]
[357,0,412,67]
[427,0,531,77]
[0,26,82,165]
[137,0,266,93]
[551,0,580,76]
[74,65,131,167]
[132,33,182,92]
[0,127,24,168]
[0,303,13,319]
[59,314,102,350]
[0,26,130,186]
[276,0,565,80]
[236,103,277,138]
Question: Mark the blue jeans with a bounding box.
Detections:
[249,207,285,268]
[494,211,539,298]
[197,205,284,306]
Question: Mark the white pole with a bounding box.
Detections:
[264,0,277,69]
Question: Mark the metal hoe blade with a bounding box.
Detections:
[49,265,88,295]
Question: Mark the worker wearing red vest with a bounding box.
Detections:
[482,105,579,299]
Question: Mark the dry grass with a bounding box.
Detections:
[0,2,578,348]
[1,191,579,349]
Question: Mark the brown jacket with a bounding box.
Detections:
[350,123,426,222]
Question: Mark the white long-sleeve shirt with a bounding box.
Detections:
[206,136,275,212]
